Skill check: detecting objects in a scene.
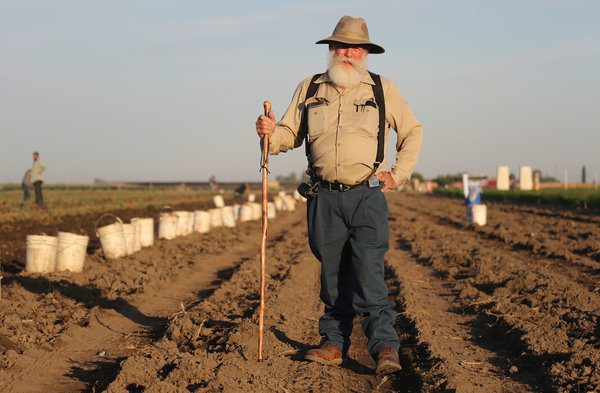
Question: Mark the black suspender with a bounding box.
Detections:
[299,73,322,163]
[300,71,386,174]
[368,72,386,172]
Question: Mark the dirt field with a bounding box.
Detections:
[0,193,598,392]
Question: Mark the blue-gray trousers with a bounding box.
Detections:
[307,184,399,359]
[33,180,44,205]
[22,184,31,201]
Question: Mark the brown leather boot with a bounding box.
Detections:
[376,346,402,375]
[304,343,343,366]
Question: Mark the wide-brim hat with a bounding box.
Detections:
[316,15,385,54]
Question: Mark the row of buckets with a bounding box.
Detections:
[24,192,303,274]
[25,232,90,274]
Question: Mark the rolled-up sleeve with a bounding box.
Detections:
[266,79,308,155]
[384,79,423,186]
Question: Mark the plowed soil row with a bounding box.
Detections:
[493,203,600,226]
[103,205,436,392]
[389,194,599,392]
[432,195,600,291]
[0,207,302,391]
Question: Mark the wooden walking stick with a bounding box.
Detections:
[258,100,271,361]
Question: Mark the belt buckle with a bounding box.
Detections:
[336,182,350,192]
[326,181,351,192]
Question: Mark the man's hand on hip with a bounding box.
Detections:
[376,171,398,192]
[256,110,276,138]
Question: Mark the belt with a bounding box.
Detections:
[319,180,366,192]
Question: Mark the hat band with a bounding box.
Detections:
[330,33,370,42]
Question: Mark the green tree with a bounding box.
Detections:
[275,172,298,184]
[540,175,559,183]
[411,172,425,182]
[582,165,587,183]
[432,173,463,188]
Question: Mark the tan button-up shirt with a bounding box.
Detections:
[268,70,422,186]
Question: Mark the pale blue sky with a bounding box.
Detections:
[1,0,599,183]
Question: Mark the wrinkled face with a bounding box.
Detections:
[330,44,368,69]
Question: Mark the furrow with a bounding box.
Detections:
[387,193,599,392]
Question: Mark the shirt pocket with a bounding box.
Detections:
[306,98,330,140]
[351,98,379,139]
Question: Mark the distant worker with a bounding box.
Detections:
[21,169,32,202]
[31,151,47,206]
[234,183,249,203]
[209,175,220,193]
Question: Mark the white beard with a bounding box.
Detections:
[327,51,367,89]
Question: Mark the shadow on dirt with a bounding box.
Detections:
[66,358,126,393]
[395,239,447,281]
[271,326,309,353]
[455,305,565,392]
[342,357,373,376]
[194,259,247,301]
[385,264,449,392]
[1,258,25,275]
[6,274,164,328]
[270,326,374,375]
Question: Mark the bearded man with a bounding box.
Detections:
[255,16,422,374]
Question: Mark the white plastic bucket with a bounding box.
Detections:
[159,213,178,240]
[131,221,142,252]
[131,218,154,248]
[222,206,236,228]
[213,195,225,208]
[174,211,191,236]
[122,224,137,255]
[194,211,210,233]
[247,193,256,202]
[187,212,195,235]
[283,195,296,211]
[467,204,487,226]
[96,215,127,259]
[172,211,184,236]
[472,204,487,226]
[496,165,510,191]
[274,196,284,211]
[209,208,223,227]
[251,203,262,221]
[56,232,89,273]
[519,166,533,191]
[25,235,58,273]
[268,202,276,219]
[239,204,253,222]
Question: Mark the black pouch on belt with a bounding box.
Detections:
[297,177,319,199]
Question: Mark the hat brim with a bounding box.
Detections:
[316,36,385,54]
